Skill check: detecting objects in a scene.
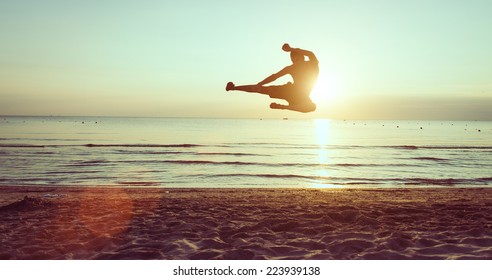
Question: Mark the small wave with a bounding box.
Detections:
[115,150,267,157]
[196,152,268,157]
[0,138,26,141]
[387,145,419,150]
[216,144,492,151]
[191,173,492,186]
[115,159,415,168]
[401,178,474,186]
[335,163,383,167]
[369,145,492,150]
[478,177,492,182]
[335,177,492,186]
[201,173,319,180]
[85,143,200,148]
[65,160,109,167]
[416,146,492,150]
[352,177,492,186]
[411,157,449,162]
[46,170,102,175]
[157,160,261,166]
[117,150,193,155]
[33,152,55,155]
[116,181,160,186]
[0,144,45,148]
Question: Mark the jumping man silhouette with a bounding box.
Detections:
[226,43,319,113]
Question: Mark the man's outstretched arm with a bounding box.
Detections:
[282,43,318,63]
[257,66,290,86]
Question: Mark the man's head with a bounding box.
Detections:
[290,51,304,64]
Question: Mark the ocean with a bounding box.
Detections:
[1,116,491,188]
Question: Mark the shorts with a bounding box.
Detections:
[263,83,310,105]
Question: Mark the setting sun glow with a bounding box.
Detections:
[310,73,342,104]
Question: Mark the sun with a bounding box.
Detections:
[310,73,342,104]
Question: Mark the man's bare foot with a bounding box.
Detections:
[226,82,235,91]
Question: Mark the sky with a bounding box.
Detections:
[1,0,491,120]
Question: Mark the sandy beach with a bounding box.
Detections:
[0,187,491,260]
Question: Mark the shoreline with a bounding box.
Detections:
[1,187,491,260]
[1,184,491,189]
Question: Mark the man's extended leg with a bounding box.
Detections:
[226,82,269,95]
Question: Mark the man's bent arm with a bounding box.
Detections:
[292,48,318,63]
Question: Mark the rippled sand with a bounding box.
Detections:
[1,187,491,260]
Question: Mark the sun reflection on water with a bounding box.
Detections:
[311,119,334,188]
[315,119,330,147]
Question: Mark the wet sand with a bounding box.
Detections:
[0,187,491,260]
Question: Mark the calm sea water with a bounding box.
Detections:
[1,116,491,188]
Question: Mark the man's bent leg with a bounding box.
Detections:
[270,101,316,113]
